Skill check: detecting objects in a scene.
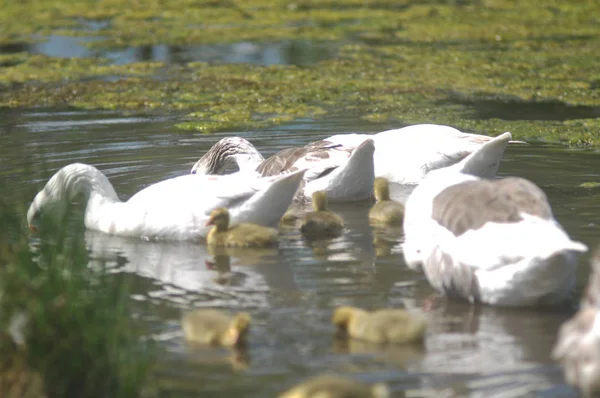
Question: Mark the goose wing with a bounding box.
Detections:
[256,140,350,182]
[126,174,267,215]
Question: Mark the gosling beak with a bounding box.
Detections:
[205,219,214,227]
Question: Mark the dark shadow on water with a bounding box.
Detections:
[0,42,29,54]
[440,95,600,121]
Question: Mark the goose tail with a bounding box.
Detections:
[456,132,512,178]
[305,138,375,202]
[237,169,306,226]
[557,239,588,255]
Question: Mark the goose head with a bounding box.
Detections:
[206,207,231,232]
[311,191,328,212]
[227,312,252,344]
[332,306,362,330]
[27,163,118,232]
[373,177,391,202]
[217,311,252,346]
[191,137,264,175]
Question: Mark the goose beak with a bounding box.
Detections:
[29,224,38,233]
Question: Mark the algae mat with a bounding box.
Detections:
[1,0,599,145]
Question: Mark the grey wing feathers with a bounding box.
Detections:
[255,140,344,177]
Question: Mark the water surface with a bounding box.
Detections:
[2,109,600,397]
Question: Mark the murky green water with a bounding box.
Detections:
[2,108,600,397]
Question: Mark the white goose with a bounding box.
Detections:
[191,124,521,192]
[402,132,587,307]
[192,137,376,203]
[27,163,305,240]
[553,248,600,397]
[326,124,525,184]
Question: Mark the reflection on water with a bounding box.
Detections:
[3,108,600,397]
[0,34,338,66]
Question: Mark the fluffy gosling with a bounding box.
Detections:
[181,309,251,347]
[332,306,426,344]
[368,178,404,225]
[299,191,344,239]
[279,375,389,398]
[206,207,278,247]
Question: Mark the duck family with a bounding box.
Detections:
[27,122,594,395]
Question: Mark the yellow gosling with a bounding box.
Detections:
[369,178,405,225]
[182,309,251,347]
[299,191,344,239]
[206,207,278,247]
[332,306,427,345]
[279,375,389,398]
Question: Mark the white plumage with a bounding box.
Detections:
[27,163,305,240]
[402,132,587,307]
[191,124,517,202]
[192,137,376,203]
[553,249,600,397]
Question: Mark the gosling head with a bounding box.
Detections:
[332,306,360,330]
[222,312,252,346]
[373,177,391,202]
[206,207,231,231]
[311,191,328,212]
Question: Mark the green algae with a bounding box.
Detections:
[579,182,600,189]
[1,0,600,143]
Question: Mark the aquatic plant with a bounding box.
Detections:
[0,196,154,398]
[0,0,599,145]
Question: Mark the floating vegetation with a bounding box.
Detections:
[0,0,599,144]
[579,182,600,189]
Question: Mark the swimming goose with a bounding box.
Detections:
[332,306,427,344]
[299,191,344,239]
[368,177,405,225]
[402,132,587,307]
[326,123,523,184]
[206,207,278,247]
[279,375,389,398]
[192,124,520,191]
[553,248,600,397]
[192,137,376,203]
[27,163,304,240]
[181,309,251,347]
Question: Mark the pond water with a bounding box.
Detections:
[2,109,600,397]
[0,36,338,66]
